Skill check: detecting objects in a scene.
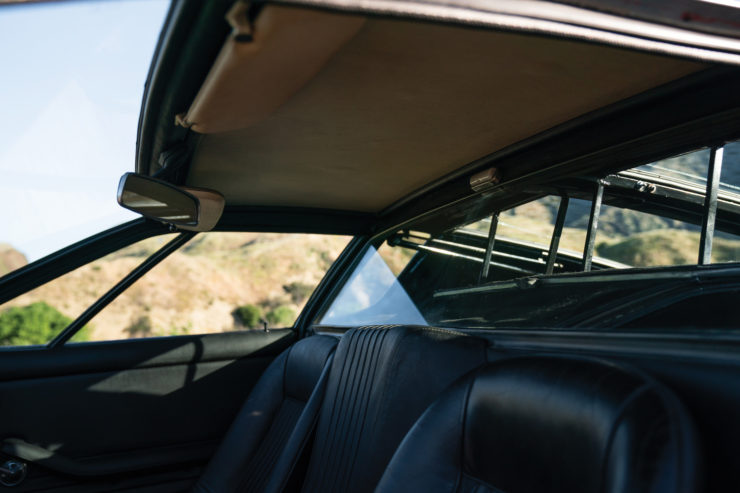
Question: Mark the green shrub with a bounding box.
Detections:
[166,321,193,337]
[266,306,295,327]
[234,304,263,328]
[0,301,89,346]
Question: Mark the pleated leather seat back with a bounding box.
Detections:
[300,325,488,493]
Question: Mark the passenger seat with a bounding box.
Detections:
[294,325,488,493]
[376,355,701,493]
[192,334,338,493]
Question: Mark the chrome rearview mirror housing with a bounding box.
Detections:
[117,173,225,232]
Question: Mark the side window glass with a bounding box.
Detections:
[0,232,351,347]
[0,234,176,347]
[82,233,350,341]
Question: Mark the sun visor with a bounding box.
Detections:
[181,3,366,134]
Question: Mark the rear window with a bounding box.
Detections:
[317,144,740,330]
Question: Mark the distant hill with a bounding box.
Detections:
[536,146,740,237]
[0,244,27,277]
[0,233,351,342]
[497,149,740,266]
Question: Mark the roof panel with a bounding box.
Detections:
[186,6,706,212]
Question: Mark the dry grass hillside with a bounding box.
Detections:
[0,243,27,276]
[493,198,740,266]
[0,233,351,342]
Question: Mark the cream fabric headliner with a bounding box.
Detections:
[186,5,705,213]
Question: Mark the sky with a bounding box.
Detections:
[0,0,170,262]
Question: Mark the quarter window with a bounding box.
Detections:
[0,234,176,347]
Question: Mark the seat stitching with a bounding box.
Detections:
[341,328,387,490]
[362,327,407,466]
[304,332,354,490]
[309,329,361,491]
[327,328,374,490]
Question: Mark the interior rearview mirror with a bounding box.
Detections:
[117,173,225,232]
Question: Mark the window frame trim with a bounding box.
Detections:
[0,219,172,306]
[47,231,195,348]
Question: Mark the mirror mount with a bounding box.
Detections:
[117,173,225,232]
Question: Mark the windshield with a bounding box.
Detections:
[0,0,169,278]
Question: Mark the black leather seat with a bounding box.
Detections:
[295,325,488,493]
[192,334,338,493]
[376,355,701,493]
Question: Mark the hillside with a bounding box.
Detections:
[494,188,740,267]
[0,243,27,277]
[0,233,351,343]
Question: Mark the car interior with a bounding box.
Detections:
[1,0,740,492]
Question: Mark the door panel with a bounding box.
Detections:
[0,329,294,491]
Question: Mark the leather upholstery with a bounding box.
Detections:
[376,355,700,493]
[300,325,488,493]
[193,334,337,493]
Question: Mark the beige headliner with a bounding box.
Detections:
[186,4,705,213]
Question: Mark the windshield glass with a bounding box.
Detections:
[0,0,170,279]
